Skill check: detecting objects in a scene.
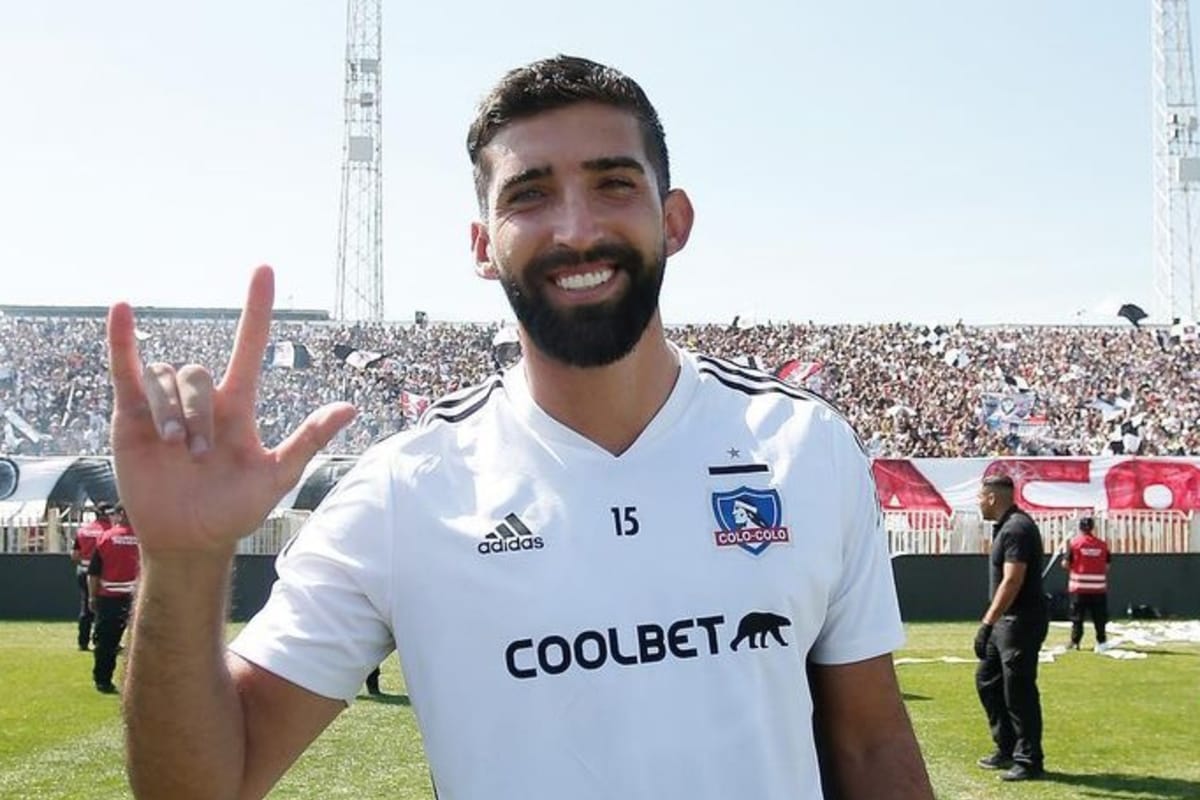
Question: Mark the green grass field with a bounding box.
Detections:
[3,620,1197,799]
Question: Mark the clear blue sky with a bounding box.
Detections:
[0,1,1166,325]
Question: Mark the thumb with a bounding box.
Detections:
[272,402,358,493]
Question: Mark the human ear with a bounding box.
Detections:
[471,221,500,280]
[662,189,695,257]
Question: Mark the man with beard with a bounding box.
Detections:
[111,56,931,800]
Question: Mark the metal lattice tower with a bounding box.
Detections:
[1153,0,1200,322]
[334,0,384,321]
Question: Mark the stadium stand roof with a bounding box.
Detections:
[0,305,330,321]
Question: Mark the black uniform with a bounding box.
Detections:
[976,505,1048,771]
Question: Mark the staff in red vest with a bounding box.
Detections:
[1061,516,1111,652]
[87,505,140,693]
[71,502,112,651]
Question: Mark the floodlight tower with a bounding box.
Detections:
[334,0,384,321]
[1152,0,1200,322]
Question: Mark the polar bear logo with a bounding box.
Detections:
[729,611,792,651]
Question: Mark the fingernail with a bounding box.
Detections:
[161,420,184,440]
[189,435,210,455]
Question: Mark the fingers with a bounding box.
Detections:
[107,303,149,418]
[220,265,275,414]
[272,403,358,492]
[141,362,218,455]
[143,363,187,443]
[177,365,216,455]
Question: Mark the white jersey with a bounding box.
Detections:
[230,347,903,800]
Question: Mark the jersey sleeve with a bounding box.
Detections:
[809,417,905,665]
[228,448,397,703]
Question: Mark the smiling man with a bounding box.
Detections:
[112,55,932,800]
[469,98,677,372]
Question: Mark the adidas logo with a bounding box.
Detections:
[478,513,544,555]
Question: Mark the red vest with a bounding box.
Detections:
[73,520,110,573]
[1067,533,1109,594]
[93,524,140,598]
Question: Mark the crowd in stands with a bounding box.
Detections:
[3,313,1198,458]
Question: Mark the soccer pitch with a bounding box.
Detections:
[3,621,1197,799]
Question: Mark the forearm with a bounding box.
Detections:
[818,705,933,798]
[124,551,245,800]
[982,576,1021,624]
[87,576,99,600]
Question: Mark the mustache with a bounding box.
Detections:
[524,242,642,280]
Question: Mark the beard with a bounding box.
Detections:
[498,240,665,368]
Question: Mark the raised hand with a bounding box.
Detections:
[106,265,356,557]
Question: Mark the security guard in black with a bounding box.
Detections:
[988,507,1045,618]
[974,474,1048,781]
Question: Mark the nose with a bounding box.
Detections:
[550,188,605,253]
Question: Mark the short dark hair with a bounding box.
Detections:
[1079,516,1095,531]
[466,55,670,211]
[981,473,1014,491]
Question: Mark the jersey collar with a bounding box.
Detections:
[502,342,699,460]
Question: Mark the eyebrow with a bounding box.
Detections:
[496,156,646,198]
[496,166,552,198]
[582,156,645,175]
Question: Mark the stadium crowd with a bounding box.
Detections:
[3,313,1198,458]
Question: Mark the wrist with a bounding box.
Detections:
[139,550,235,599]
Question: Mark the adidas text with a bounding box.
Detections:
[478,536,544,555]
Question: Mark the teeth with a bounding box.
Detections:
[556,269,613,291]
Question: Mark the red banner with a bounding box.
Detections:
[872,457,1200,513]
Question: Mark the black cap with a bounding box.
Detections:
[1079,517,1095,531]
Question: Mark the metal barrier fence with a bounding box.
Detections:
[0,519,61,554]
[4,508,1197,555]
[0,512,313,556]
[1102,509,1192,553]
[884,510,974,554]
[235,511,311,555]
[884,508,1196,555]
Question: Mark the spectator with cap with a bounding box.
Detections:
[1061,516,1112,652]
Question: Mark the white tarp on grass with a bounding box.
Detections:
[895,620,1200,666]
